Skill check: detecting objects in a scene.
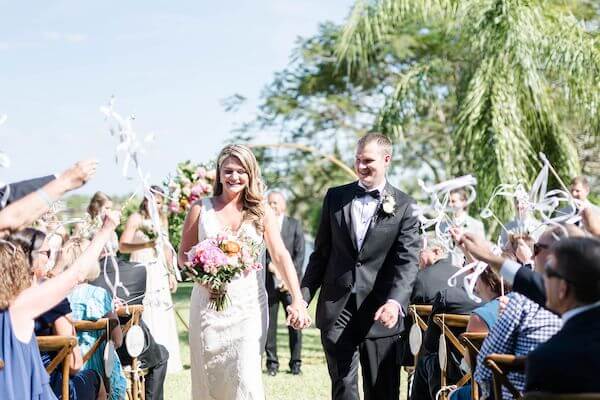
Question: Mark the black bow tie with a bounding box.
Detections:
[355,187,380,199]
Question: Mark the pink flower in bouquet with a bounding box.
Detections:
[196,167,207,179]
[198,247,228,275]
[191,184,204,196]
[201,182,213,194]
[168,201,180,213]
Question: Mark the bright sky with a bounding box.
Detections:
[0,0,354,195]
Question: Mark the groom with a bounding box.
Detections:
[301,133,420,400]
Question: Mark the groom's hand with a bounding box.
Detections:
[374,302,400,329]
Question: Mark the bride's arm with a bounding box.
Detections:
[178,202,201,267]
[263,206,311,328]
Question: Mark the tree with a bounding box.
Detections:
[336,0,600,223]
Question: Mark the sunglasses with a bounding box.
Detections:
[533,242,550,256]
[33,249,52,258]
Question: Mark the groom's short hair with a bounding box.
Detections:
[357,132,393,156]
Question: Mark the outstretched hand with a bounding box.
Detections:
[59,159,98,191]
[449,228,504,270]
[374,302,400,329]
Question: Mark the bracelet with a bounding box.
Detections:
[36,188,54,208]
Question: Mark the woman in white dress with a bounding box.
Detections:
[120,185,183,373]
[178,144,311,400]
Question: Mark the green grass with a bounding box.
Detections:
[165,282,407,399]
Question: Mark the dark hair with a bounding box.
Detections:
[139,185,165,218]
[553,237,600,304]
[479,267,512,298]
[87,191,112,219]
[8,228,47,267]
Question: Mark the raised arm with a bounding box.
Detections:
[10,210,120,328]
[178,202,201,266]
[300,189,332,305]
[0,159,97,238]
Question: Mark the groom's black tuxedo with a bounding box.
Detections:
[302,181,420,337]
[302,181,420,400]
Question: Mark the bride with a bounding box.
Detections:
[178,144,311,400]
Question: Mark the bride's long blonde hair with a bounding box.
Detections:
[213,144,265,233]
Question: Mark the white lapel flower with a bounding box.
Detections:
[381,192,396,216]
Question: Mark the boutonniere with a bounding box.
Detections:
[381,192,396,216]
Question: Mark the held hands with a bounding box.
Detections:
[374,301,400,329]
[286,300,312,330]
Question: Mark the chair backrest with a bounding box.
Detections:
[459,332,488,400]
[433,313,471,399]
[74,318,118,363]
[409,304,433,332]
[484,353,526,400]
[116,305,145,400]
[37,335,78,400]
[524,393,600,400]
[116,305,144,336]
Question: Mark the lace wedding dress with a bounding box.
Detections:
[189,198,268,400]
[129,220,183,373]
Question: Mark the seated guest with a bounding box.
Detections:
[412,235,456,304]
[450,267,510,400]
[0,211,119,400]
[526,237,600,394]
[450,224,584,307]
[410,284,478,400]
[91,259,169,400]
[9,228,103,400]
[65,238,127,400]
[474,292,561,399]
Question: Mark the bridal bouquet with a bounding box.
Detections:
[185,232,263,311]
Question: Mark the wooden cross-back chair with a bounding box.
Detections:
[524,393,600,400]
[405,305,433,399]
[432,313,471,400]
[116,305,146,400]
[484,354,526,400]
[37,335,78,400]
[459,332,488,400]
[74,318,118,364]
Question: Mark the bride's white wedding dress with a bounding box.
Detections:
[190,198,268,400]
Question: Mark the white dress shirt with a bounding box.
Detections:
[351,180,386,249]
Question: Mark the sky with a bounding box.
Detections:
[0,0,355,195]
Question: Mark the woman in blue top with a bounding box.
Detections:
[0,211,120,400]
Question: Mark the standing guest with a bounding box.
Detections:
[526,237,600,394]
[302,133,421,400]
[0,210,120,400]
[65,238,127,400]
[119,185,182,374]
[499,197,542,248]
[556,176,599,223]
[264,191,306,376]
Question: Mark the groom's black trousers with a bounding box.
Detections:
[321,294,400,400]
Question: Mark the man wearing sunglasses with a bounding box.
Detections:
[450,224,584,307]
[525,237,600,394]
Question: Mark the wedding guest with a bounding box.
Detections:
[499,197,543,248]
[0,210,120,400]
[450,224,585,307]
[91,259,170,400]
[0,159,97,237]
[526,237,600,394]
[474,292,560,399]
[556,176,599,223]
[264,191,305,376]
[65,237,127,400]
[412,235,455,305]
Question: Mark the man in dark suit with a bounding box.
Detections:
[264,191,306,376]
[526,237,600,394]
[0,175,56,209]
[302,133,421,400]
[91,258,169,400]
[411,236,456,305]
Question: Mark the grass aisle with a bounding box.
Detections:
[165,282,407,399]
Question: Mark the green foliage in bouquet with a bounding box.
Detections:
[164,160,216,249]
